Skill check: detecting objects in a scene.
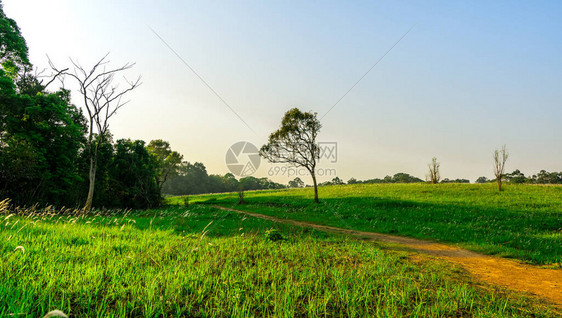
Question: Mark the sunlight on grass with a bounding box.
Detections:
[1,204,558,316]
[170,183,562,265]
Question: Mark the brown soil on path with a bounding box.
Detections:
[214,205,562,307]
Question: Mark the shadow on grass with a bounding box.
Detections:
[114,204,333,242]
[192,194,561,265]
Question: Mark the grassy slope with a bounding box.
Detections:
[169,183,562,265]
[1,205,558,317]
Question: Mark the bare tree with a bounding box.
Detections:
[493,145,509,191]
[426,157,440,184]
[50,54,141,211]
[260,108,321,203]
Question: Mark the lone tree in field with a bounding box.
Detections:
[260,108,321,203]
[50,54,141,211]
[426,157,440,184]
[493,145,509,191]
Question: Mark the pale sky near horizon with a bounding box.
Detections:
[4,0,562,184]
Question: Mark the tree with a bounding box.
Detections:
[0,86,86,206]
[0,7,87,206]
[162,161,208,195]
[221,173,239,192]
[505,169,526,184]
[239,176,260,190]
[288,177,305,188]
[0,3,29,72]
[260,108,321,203]
[533,170,562,184]
[475,176,488,184]
[107,139,160,208]
[319,177,345,186]
[392,173,423,183]
[426,157,440,184]
[50,54,141,211]
[146,139,183,192]
[440,178,470,184]
[493,145,509,191]
[80,133,114,207]
[331,177,345,185]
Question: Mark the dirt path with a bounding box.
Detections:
[214,205,562,307]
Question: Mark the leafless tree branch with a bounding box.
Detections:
[49,53,141,211]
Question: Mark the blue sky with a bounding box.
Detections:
[4,0,561,183]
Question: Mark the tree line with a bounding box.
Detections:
[285,169,560,191]
[0,5,170,209]
[475,170,562,185]
[162,162,286,195]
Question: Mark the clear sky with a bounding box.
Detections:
[4,0,562,183]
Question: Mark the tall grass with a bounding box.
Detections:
[1,204,557,316]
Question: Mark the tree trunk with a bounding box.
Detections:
[83,156,97,212]
[497,178,502,192]
[311,172,319,203]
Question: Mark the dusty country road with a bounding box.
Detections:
[214,205,562,308]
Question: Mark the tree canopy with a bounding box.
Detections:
[261,108,321,203]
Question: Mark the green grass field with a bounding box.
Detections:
[1,200,559,317]
[169,183,562,265]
